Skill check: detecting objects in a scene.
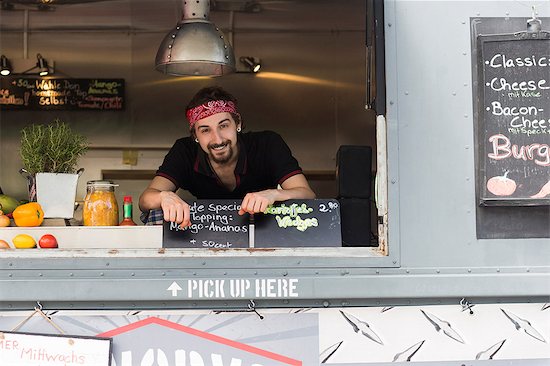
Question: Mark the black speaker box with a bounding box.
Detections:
[339,198,374,247]
[336,145,372,199]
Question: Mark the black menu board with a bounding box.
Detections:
[0,77,124,110]
[254,199,341,247]
[477,33,550,206]
[162,199,342,248]
[163,200,249,248]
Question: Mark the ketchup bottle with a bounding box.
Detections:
[119,195,137,226]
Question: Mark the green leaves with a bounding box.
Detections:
[20,119,88,174]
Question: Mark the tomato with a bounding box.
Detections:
[12,234,37,249]
[0,240,11,249]
[38,234,58,248]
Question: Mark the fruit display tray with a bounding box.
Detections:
[0,225,162,249]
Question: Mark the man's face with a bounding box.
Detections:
[194,112,240,165]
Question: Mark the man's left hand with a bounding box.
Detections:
[238,190,277,215]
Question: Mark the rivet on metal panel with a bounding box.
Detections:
[131,273,135,277]
[105,262,110,266]
[376,270,380,274]
[283,271,288,276]
[462,21,466,24]
[436,269,440,273]
[38,273,42,277]
[202,262,206,265]
[100,272,104,276]
[297,261,301,265]
[8,273,12,277]
[315,271,319,274]
[161,272,166,276]
[464,83,468,87]
[463,52,467,56]
[468,269,471,273]
[497,269,501,273]
[8,304,12,308]
[526,268,530,272]
[342,301,350,306]
[406,270,410,274]
[223,272,227,275]
[69,273,73,277]
[132,303,136,307]
[284,300,289,304]
[8,263,12,266]
[388,23,392,27]
[452,92,456,96]
[254,271,258,275]
[193,272,197,275]
[393,261,397,265]
[323,301,330,307]
[391,180,396,184]
[389,101,394,105]
[70,304,74,308]
[405,91,409,95]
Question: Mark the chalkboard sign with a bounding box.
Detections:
[0,77,124,110]
[254,199,341,247]
[162,199,342,248]
[477,33,550,206]
[163,200,249,248]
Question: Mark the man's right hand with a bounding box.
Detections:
[139,176,191,228]
[159,191,191,228]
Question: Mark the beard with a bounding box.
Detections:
[207,140,235,165]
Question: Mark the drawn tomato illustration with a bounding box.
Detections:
[486,172,517,196]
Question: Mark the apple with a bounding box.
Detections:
[38,234,58,248]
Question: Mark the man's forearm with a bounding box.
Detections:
[138,188,163,212]
[272,186,316,201]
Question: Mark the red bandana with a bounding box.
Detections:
[186,100,239,128]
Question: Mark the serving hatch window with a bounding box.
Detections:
[0,0,386,255]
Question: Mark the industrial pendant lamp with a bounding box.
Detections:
[0,55,11,76]
[155,0,235,77]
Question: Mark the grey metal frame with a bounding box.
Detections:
[1,1,550,311]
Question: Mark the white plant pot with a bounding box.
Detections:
[36,172,79,219]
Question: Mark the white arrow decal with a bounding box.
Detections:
[167,281,182,297]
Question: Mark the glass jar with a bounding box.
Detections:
[82,180,119,226]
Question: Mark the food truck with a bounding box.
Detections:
[0,0,548,364]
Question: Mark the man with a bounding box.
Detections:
[139,86,315,227]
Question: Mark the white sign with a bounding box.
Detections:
[167,278,300,299]
[0,331,111,366]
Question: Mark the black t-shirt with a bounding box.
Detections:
[156,131,303,199]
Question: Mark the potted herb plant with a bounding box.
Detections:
[20,119,88,218]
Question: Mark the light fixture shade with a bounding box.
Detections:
[0,55,11,76]
[155,0,235,77]
[37,53,49,76]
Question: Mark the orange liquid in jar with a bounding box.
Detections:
[83,190,119,226]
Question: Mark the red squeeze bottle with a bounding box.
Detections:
[119,195,137,226]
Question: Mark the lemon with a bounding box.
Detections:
[12,234,37,249]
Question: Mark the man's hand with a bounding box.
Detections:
[139,176,191,228]
[159,191,191,228]
[238,174,316,216]
[238,189,277,215]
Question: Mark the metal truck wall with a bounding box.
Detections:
[0,303,548,364]
[384,0,550,270]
